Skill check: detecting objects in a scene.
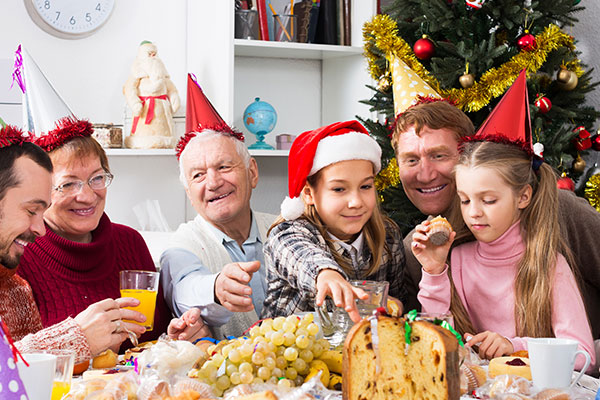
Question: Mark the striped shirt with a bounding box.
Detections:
[261,218,407,318]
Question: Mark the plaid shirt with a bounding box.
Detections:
[261,218,407,318]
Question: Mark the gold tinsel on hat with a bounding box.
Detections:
[584,175,600,212]
[375,158,401,196]
[364,15,582,112]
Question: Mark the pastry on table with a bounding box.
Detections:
[343,314,460,399]
[428,216,453,246]
[488,356,532,380]
[91,349,117,369]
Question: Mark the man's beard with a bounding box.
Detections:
[0,232,36,270]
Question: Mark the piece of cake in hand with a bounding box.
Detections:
[343,315,460,400]
[428,216,453,246]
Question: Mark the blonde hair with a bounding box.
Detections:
[269,168,390,277]
[449,141,577,338]
[48,136,110,173]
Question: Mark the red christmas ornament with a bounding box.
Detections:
[534,95,551,113]
[414,35,435,60]
[557,175,575,191]
[517,31,537,51]
[591,134,600,151]
[572,126,592,151]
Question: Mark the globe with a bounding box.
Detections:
[243,97,277,149]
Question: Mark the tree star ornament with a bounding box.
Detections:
[413,35,435,60]
[517,31,537,51]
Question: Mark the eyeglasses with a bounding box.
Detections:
[53,172,114,195]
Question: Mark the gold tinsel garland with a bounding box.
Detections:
[584,175,600,212]
[375,157,401,194]
[363,15,582,112]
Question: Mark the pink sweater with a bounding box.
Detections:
[419,222,595,370]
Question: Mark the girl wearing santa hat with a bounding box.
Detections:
[411,71,594,370]
[261,120,407,321]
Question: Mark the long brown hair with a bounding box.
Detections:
[269,169,389,277]
[449,141,577,338]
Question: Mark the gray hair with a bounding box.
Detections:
[178,130,251,188]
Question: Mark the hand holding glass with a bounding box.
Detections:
[119,270,160,331]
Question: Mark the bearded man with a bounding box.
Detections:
[123,41,180,148]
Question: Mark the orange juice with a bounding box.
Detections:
[120,288,158,330]
[51,381,70,400]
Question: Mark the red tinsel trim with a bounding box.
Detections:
[391,95,458,134]
[0,125,26,149]
[460,133,534,158]
[33,117,93,152]
[175,123,245,160]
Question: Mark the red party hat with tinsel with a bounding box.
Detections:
[176,74,243,160]
[13,45,93,151]
[465,69,533,156]
[0,125,27,149]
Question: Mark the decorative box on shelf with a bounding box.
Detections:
[92,124,123,148]
[276,134,295,150]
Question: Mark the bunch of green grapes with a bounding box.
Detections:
[194,314,328,396]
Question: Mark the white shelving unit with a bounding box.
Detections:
[104,0,377,231]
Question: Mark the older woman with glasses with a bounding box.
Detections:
[17,119,209,352]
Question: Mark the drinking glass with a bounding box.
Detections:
[47,349,75,400]
[119,270,160,331]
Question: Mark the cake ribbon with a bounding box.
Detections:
[404,309,464,347]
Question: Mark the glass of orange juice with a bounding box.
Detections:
[119,270,160,331]
[47,349,75,400]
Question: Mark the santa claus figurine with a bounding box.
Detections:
[123,41,180,148]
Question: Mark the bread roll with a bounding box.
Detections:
[92,349,117,369]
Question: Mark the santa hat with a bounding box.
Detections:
[13,45,93,152]
[0,125,27,149]
[281,120,382,220]
[176,74,244,160]
[464,69,533,156]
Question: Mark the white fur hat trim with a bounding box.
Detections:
[309,131,382,176]
[281,196,305,221]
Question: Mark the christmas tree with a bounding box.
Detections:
[361,0,600,235]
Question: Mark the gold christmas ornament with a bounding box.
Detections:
[377,72,392,92]
[556,68,578,91]
[364,16,584,112]
[459,73,475,88]
[573,155,586,173]
[584,174,600,212]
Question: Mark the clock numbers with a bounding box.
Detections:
[27,0,115,38]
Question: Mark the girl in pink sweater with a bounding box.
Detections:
[411,140,594,370]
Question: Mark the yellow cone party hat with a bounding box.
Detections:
[390,55,440,116]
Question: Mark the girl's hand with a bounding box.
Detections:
[465,331,514,359]
[167,307,212,342]
[411,220,455,275]
[315,269,368,323]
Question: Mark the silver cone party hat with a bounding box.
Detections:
[14,45,74,136]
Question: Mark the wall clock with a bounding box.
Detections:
[24,0,115,39]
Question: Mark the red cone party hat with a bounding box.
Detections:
[281,120,382,220]
[470,69,533,154]
[176,74,243,160]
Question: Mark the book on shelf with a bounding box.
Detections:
[343,0,351,46]
[314,0,337,45]
[256,0,270,40]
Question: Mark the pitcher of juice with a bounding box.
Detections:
[119,270,160,331]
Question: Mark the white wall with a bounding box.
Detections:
[0,0,599,227]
